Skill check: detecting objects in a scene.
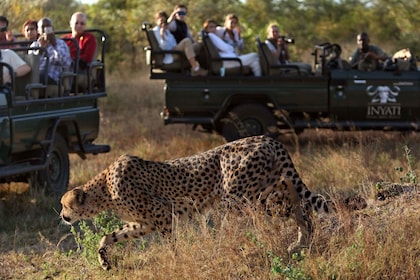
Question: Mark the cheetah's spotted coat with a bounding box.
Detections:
[60,135,329,270]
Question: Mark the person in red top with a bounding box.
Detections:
[62,12,97,71]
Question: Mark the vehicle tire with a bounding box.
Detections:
[36,134,70,195]
[220,104,278,142]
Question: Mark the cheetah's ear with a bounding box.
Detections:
[73,188,86,205]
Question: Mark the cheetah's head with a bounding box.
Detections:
[60,188,96,225]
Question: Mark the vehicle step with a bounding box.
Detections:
[82,144,111,154]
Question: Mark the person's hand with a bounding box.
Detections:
[363,52,376,59]
[38,35,49,48]
[234,26,241,38]
[5,30,13,41]
[47,33,56,46]
[277,38,288,49]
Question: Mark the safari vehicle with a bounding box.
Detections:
[142,22,420,141]
[0,29,109,195]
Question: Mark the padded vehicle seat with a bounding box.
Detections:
[142,23,190,76]
[255,37,302,77]
[15,53,44,99]
[201,31,252,76]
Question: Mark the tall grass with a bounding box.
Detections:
[0,71,419,279]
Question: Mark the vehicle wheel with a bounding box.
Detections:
[36,134,70,195]
[220,104,278,142]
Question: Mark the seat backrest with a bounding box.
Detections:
[61,37,79,94]
[256,37,269,76]
[256,37,281,76]
[15,52,41,98]
[201,32,223,74]
[261,43,279,68]
[145,28,165,68]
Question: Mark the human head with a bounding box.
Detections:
[173,4,187,21]
[70,12,87,36]
[0,16,9,31]
[22,20,38,41]
[224,13,239,30]
[266,23,280,40]
[357,32,370,51]
[38,17,53,35]
[203,19,217,34]
[155,11,168,26]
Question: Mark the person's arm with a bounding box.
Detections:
[233,29,244,51]
[372,45,388,61]
[79,33,97,63]
[186,25,195,42]
[8,50,31,78]
[215,27,225,39]
[349,50,360,68]
[266,39,287,63]
[15,64,31,77]
[208,33,236,56]
[153,27,170,50]
[167,10,178,32]
[50,40,71,69]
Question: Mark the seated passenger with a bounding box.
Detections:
[167,5,195,44]
[265,23,311,74]
[30,18,71,85]
[215,13,244,54]
[349,32,388,71]
[22,19,39,44]
[203,19,261,77]
[0,16,16,49]
[62,12,97,72]
[153,11,207,76]
[0,49,31,84]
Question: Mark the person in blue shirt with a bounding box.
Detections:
[30,17,71,85]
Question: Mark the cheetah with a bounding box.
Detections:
[60,135,329,270]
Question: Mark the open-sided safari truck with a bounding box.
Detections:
[142,22,420,141]
[0,29,109,195]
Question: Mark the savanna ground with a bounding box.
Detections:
[0,72,419,279]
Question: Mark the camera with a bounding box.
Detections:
[280,35,295,44]
[0,26,7,32]
[44,26,53,34]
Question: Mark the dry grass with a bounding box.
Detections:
[0,71,419,279]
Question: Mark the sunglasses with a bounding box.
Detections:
[177,11,187,16]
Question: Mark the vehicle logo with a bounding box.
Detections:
[366,85,401,119]
[367,85,399,104]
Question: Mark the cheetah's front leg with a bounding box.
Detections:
[282,178,312,254]
[97,222,155,270]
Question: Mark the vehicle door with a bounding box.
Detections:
[331,69,420,123]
